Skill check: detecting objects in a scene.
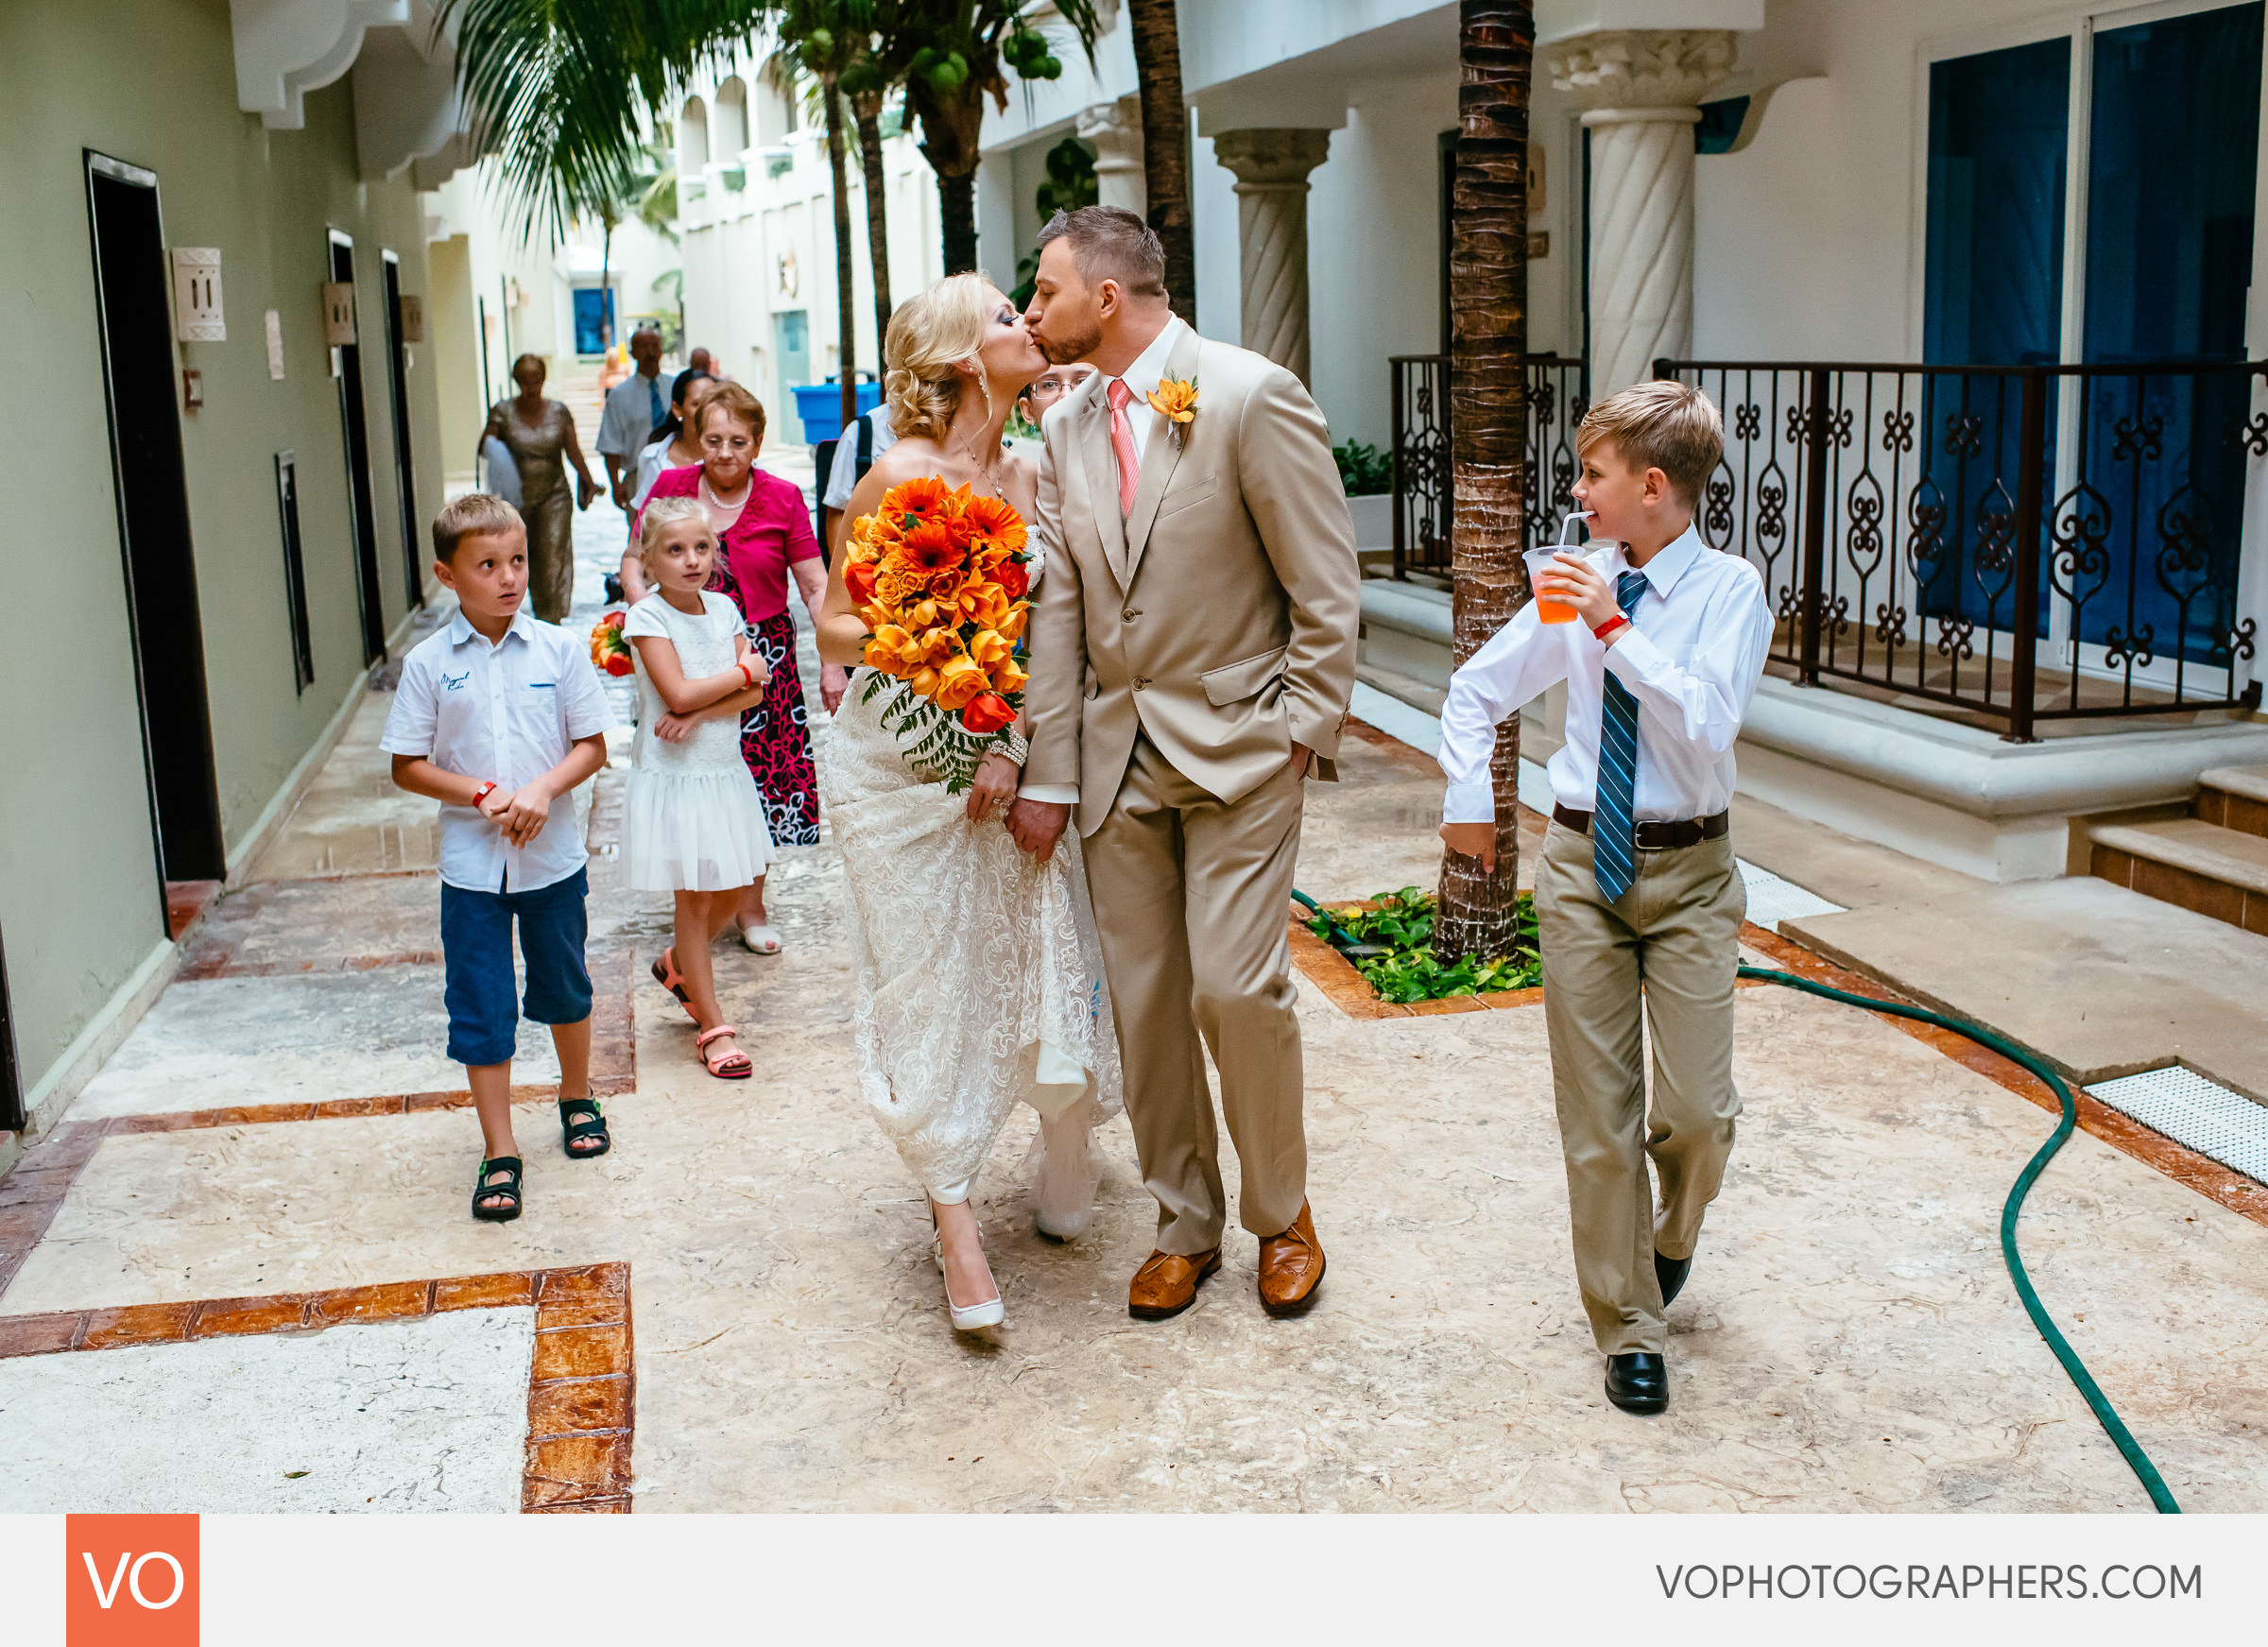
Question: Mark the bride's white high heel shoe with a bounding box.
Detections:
[929,1205,1005,1331]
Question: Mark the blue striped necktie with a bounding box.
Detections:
[1591,570,1652,901]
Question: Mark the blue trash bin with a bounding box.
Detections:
[792,378,881,444]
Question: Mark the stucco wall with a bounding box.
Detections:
[0,0,444,1113]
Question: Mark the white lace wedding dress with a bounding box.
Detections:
[818,658,1123,1232]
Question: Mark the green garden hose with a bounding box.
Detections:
[1294,889,2180,1511]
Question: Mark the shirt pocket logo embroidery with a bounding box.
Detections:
[441,670,470,692]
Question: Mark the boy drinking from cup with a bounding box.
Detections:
[1435,380,1772,1415]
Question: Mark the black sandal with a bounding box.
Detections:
[558,1095,610,1159]
[472,1156,524,1222]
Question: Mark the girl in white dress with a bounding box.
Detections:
[624,496,776,1079]
[816,274,1123,1332]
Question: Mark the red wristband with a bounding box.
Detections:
[471,780,499,809]
[736,661,755,689]
[1591,615,1630,643]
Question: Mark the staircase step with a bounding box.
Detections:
[2197,763,2268,839]
[2088,815,2268,935]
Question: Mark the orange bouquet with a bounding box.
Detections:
[589,609,634,677]
[844,477,1034,792]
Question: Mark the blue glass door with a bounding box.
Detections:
[573,286,615,355]
[1921,37,2071,637]
[2074,3,2262,666]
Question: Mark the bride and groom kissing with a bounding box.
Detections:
[814,204,1362,1332]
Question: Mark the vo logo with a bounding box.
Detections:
[66,1515,198,1645]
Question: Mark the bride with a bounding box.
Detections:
[816,273,1122,1332]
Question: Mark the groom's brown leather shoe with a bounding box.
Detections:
[1128,1248,1221,1319]
[1257,1202,1325,1317]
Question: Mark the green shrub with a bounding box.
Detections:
[1333,439,1392,496]
[1306,887,1541,1004]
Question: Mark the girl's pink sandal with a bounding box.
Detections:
[651,947,698,1021]
[696,1024,752,1080]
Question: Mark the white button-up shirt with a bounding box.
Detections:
[597,369,670,459]
[380,609,616,893]
[1438,525,1773,824]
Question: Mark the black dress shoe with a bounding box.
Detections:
[1606,1351,1668,1414]
[1655,1249,1692,1308]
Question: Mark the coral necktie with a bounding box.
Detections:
[1107,378,1140,515]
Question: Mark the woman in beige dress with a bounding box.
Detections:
[479,352,601,621]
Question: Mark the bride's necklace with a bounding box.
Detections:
[954,430,1008,500]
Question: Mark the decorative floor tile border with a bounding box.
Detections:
[0,1262,635,1513]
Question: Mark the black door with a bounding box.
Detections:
[382,252,424,609]
[331,235,387,663]
[0,921,23,1134]
[85,152,227,904]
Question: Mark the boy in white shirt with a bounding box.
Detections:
[1437,381,1772,1415]
[383,495,615,1222]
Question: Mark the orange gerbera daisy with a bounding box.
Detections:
[895,518,965,577]
[884,474,952,523]
[959,493,1027,555]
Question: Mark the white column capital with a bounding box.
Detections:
[1546,28,1736,114]
[1211,128,1333,193]
[1077,95,1145,217]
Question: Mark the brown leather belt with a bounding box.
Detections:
[1553,802,1729,851]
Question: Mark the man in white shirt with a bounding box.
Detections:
[819,403,898,558]
[597,327,668,510]
[383,494,616,1222]
[1437,380,1771,1416]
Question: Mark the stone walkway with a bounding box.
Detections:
[3,488,2264,1515]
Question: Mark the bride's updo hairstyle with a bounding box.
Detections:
[883,272,994,443]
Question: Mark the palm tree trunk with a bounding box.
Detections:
[853,94,894,345]
[1434,0,1533,963]
[599,217,615,349]
[1128,0,1195,326]
[909,75,987,275]
[824,79,857,432]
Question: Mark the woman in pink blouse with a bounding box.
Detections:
[639,381,849,953]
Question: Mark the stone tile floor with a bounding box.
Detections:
[3,485,2264,1515]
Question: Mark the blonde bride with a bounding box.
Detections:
[815,273,1122,1332]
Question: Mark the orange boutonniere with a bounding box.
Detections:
[1146,377,1198,448]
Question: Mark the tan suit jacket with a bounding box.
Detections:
[1025,325,1361,836]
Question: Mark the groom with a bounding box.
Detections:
[1009,206,1360,1321]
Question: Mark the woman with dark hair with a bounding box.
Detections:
[637,381,849,952]
[619,369,714,603]
[478,353,600,621]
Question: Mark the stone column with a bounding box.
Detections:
[1548,29,1735,394]
[1211,128,1332,386]
[1077,96,1145,217]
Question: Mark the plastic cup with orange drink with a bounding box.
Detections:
[1525,512,1593,624]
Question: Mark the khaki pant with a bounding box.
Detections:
[1534,819,1745,1355]
[1082,733,1309,1253]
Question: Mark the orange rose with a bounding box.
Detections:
[908,664,941,698]
[863,623,912,675]
[988,656,1028,695]
[844,561,878,605]
[995,603,1030,643]
[967,629,1012,668]
[995,560,1029,600]
[933,655,989,711]
[961,693,1015,735]
[914,626,956,665]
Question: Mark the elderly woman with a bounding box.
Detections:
[638,381,847,952]
[479,353,600,621]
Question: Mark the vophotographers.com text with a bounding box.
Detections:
[1657,1563,2201,1601]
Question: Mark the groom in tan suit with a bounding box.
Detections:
[1009,206,1360,1320]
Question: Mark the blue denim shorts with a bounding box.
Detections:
[440,868,593,1067]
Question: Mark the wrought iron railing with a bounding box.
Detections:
[1389,353,1588,580]
[1656,358,2263,739]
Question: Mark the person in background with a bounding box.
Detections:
[636,381,849,952]
[819,401,896,561]
[598,326,669,511]
[1020,360,1096,428]
[478,353,599,623]
[617,369,714,604]
[688,346,720,379]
